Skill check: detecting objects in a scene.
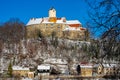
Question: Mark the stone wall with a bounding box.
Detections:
[26,24,86,40]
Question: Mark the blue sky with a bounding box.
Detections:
[0,0,89,25]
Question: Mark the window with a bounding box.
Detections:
[46,24,48,27]
[51,24,53,26]
[98,68,101,70]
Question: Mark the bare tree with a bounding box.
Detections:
[85,0,120,60]
[0,18,26,65]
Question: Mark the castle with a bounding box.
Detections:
[26,7,86,40]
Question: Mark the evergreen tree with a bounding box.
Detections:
[8,61,13,77]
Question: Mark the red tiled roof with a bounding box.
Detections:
[80,27,86,30]
[68,24,80,27]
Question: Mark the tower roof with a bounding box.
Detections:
[50,7,55,10]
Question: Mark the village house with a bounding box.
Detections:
[97,63,118,76]
[74,62,119,77]
[80,62,93,77]
[37,64,51,76]
[43,58,68,74]
[26,7,86,40]
[12,66,30,77]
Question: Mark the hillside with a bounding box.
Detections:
[0,37,90,72]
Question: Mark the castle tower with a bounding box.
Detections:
[48,7,57,23]
[49,7,56,17]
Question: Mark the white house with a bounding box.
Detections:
[37,64,51,76]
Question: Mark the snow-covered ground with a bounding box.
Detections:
[21,78,32,80]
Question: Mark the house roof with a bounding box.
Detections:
[80,65,93,68]
[44,58,67,65]
[102,63,117,68]
[12,66,29,71]
[26,18,42,25]
[37,64,51,70]
[80,62,93,68]
[56,19,64,23]
[63,25,85,31]
[26,17,81,25]
[66,20,81,24]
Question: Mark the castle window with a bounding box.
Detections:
[99,72,101,74]
[51,24,53,26]
[46,24,48,28]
